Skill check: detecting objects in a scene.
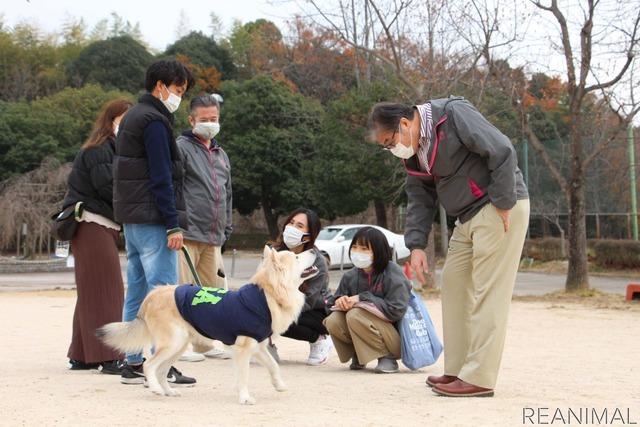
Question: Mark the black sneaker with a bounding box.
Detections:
[349,355,365,371]
[69,359,99,370]
[167,366,196,387]
[99,360,124,375]
[120,362,145,384]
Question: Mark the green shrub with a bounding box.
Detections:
[591,239,640,269]
[523,238,566,261]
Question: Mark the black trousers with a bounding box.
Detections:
[282,309,329,343]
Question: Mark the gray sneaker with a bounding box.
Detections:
[374,357,399,374]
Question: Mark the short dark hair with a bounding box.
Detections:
[273,207,322,252]
[366,102,415,141]
[349,226,392,274]
[189,94,220,116]
[145,59,195,93]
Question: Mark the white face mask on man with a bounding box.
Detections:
[160,84,182,113]
[389,124,415,159]
[283,225,309,249]
[193,122,220,140]
[350,251,373,269]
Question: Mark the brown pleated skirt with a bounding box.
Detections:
[67,221,124,364]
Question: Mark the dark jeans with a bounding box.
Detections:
[282,309,329,343]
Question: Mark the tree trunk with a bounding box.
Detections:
[16,228,20,257]
[565,119,589,291]
[374,199,388,229]
[261,199,280,239]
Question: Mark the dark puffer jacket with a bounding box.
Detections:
[63,137,117,220]
[113,94,187,228]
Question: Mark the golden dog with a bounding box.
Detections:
[98,246,317,404]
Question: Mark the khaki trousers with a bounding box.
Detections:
[441,199,529,389]
[178,240,226,288]
[324,307,401,365]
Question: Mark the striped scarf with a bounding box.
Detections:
[415,102,433,173]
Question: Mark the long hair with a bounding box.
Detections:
[272,208,322,252]
[82,99,132,150]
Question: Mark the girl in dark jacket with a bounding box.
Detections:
[324,227,411,373]
[270,208,334,365]
[64,99,132,374]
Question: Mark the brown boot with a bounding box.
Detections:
[433,379,494,397]
[425,374,457,387]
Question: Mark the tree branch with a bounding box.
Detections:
[583,125,626,168]
[578,0,595,94]
[531,0,576,90]
[366,0,403,73]
[307,0,420,98]
[584,9,640,93]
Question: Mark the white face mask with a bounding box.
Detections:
[160,84,182,113]
[113,123,119,136]
[193,122,220,140]
[283,225,309,249]
[389,124,415,159]
[350,251,373,269]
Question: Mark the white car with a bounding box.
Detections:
[315,224,410,268]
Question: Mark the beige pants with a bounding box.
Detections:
[324,308,401,365]
[179,240,226,288]
[441,199,529,389]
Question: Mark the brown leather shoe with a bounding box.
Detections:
[425,374,457,387]
[433,379,494,397]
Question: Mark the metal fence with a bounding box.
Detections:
[529,213,640,240]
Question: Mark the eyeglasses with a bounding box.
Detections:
[380,128,398,150]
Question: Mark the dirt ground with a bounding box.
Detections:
[0,290,638,427]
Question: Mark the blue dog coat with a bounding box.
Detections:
[174,284,272,345]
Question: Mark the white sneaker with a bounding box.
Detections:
[307,335,333,366]
[179,349,205,362]
[204,346,232,359]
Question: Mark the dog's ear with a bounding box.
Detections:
[262,245,272,260]
[263,245,278,266]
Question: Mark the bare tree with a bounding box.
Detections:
[302,0,422,96]
[0,158,70,258]
[174,9,192,40]
[518,0,640,290]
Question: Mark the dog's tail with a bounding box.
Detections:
[96,318,151,354]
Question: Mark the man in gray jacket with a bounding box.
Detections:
[178,94,232,288]
[177,94,233,361]
[368,97,529,397]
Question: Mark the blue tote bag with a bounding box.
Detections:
[399,290,443,370]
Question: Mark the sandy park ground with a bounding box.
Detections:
[0,289,638,427]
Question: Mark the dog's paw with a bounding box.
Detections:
[150,387,165,396]
[238,394,256,405]
[166,388,181,397]
[273,379,287,392]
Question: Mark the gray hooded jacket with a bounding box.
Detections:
[404,97,529,250]
[177,131,233,246]
[327,262,411,323]
[300,247,331,312]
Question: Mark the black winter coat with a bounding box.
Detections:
[63,138,116,221]
[112,93,186,228]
